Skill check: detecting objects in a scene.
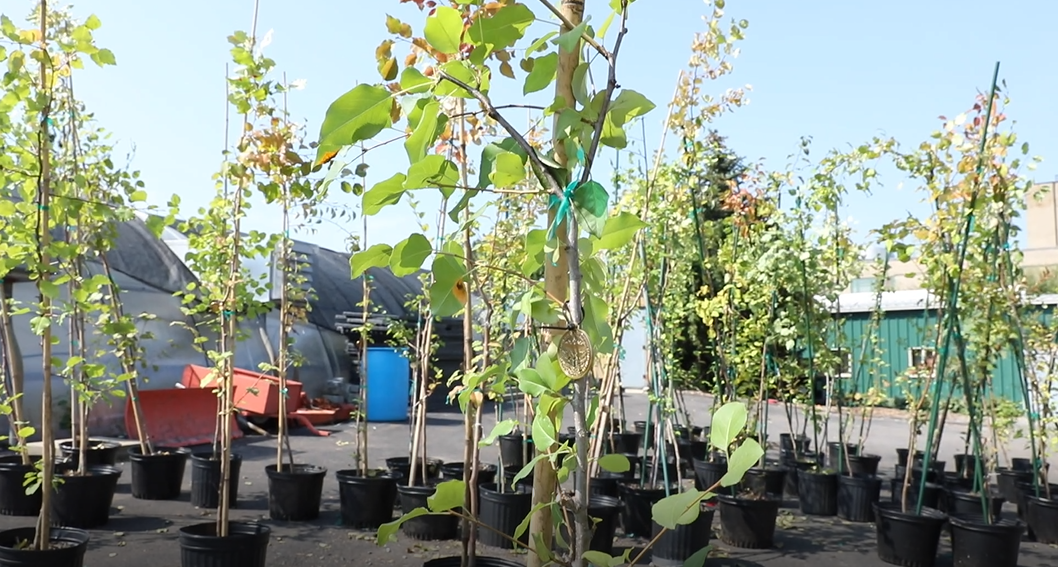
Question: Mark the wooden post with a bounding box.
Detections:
[527,2,584,566]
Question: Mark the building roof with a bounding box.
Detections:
[829,289,1058,314]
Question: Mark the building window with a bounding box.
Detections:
[849,278,875,293]
[908,347,936,376]
[830,348,852,378]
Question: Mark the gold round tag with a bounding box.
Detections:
[557,328,594,379]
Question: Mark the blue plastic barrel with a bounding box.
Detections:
[363,347,411,422]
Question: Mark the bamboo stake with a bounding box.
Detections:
[33,0,55,549]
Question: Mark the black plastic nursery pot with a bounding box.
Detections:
[58,440,119,467]
[995,468,1032,504]
[589,475,621,498]
[587,495,620,554]
[640,457,680,484]
[422,557,522,567]
[336,469,400,529]
[1011,457,1033,472]
[397,484,459,541]
[497,435,533,469]
[265,463,326,521]
[386,457,443,485]
[1025,493,1058,544]
[650,504,714,567]
[889,479,942,510]
[502,465,534,490]
[954,454,982,479]
[717,494,780,549]
[873,502,947,567]
[691,459,731,496]
[51,465,122,529]
[478,483,532,549]
[779,433,811,455]
[129,446,189,500]
[848,454,881,477]
[895,448,924,467]
[949,515,1021,567]
[797,469,838,516]
[676,440,708,463]
[439,462,497,485]
[190,452,243,509]
[827,442,857,474]
[740,467,785,497]
[0,462,40,516]
[178,521,271,567]
[945,489,1003,523]
[1013,481,1058,526]
[837,474,882,523]
[618,484,672,538]
[603,432,642,455]
[0,527,89,567]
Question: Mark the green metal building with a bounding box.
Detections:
[829,290,1057,407]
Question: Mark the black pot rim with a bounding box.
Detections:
[0,526,90,551]
[1026,494,1058,510]
[385,456,444,466]
[717,493,781,507]
[128,446,190,460]
[178,520,272,540]
[839,474,882,486]
[440,462,498,472]
[264,463,327,479]
[58,440,120,450]
[335,468,401,482]
[59,464,122,478]
[949,514,1022,533]
[423,556,523,567]
[849,453,881,461]
[190,451,243,462]
[396,483,441,496]
[873,501,947,523]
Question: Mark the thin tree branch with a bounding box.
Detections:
[449,104,545,119]
[437,71,562,196]
[578,5,629,186]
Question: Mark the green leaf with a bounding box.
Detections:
[709,401,748,454]
[651,489,705,530]
[376,507,429,544]
[16,426,34,439]
[427,479,465,512]
[516,368,548,396]
[390,234,432,277]
[316,84,393,165]
[129,189,148,203]
[478,138,527,189]
[350,244,394,279]
[467,3,535,52]
[571,62,590,107]
[555,20,588,53]
[480,419,518,447]
[608,89,656,127]
[598,453,630,474]
[523,52,558,95]
[362,173,408,215]
[720,438,764,487]
[595,212,646,250]
[429,254,468,317]
[38,280,60,300]
[424,6,464,54]
[435,60,491,98]
[582,551,613,567]
[522,229,547,276]
[682,545,711,567]
[405,155,460,197]
[572,180,609,238]
[532,411,557,449]
[513,453,547,487]
[526,31,557,55]
[405,100,444,163]
[489,151,526,188]
[399,66,433,94]
[583,294,614,354]
[90,48,116,66]
[84,14,102,30]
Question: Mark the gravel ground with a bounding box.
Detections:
[0,391,1054,567]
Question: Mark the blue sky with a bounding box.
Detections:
[18,0,1058,250]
